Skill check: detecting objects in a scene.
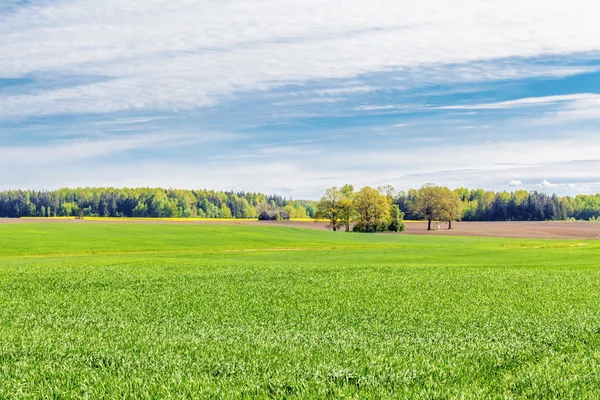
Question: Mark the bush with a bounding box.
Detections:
[258,211,275,221]
[389,219,406,232]
[258,210,291,221]
[389,205,406,232]
[352,221,389,233]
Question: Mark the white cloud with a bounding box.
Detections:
[0,131,237,166]
[538,180,557,188]
[3,129,600,197]
[314,86,376,96]
[2,0,600,195]
[457,125,491,129]
[2,0,600,117]
[355,105,397,111]
[552,94,600,121]
[436,93,600,124]
[438,93,599,110]
[509,180,522,186]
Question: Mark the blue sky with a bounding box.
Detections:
[1,0,600,198]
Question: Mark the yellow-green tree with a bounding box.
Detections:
[352,186,390,232]
[220,203,233,218]
[389,204,406,232]
[438,187,462,229]
[314,187,344,231]
[294,204,307,219]
[411,184,444,230]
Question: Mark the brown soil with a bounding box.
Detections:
[402,221,600,240]
[2,218,599,240]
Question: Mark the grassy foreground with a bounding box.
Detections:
[1,223,599,398]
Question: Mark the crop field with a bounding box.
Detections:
[18,217,329,223]
[1,223,600,398]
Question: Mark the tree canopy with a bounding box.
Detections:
[314,187,345,231]
[410,184,445,230]
[0,186,599,224]
[352,186,391,232]
[0,188,315,219]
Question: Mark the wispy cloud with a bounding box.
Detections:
[354,105,397,111]
[437,94,599,110]
[457,125,491,129]
[0,131,237,166]
[3,133,600,197]
[2,0,600,194]
[3,0,600,118]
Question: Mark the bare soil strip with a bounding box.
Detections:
[2,218,599,240]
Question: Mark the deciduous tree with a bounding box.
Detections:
[438,187,462,229]
[411,184,444,231]
[389,204,406,232]
[314,187,344,231]
[352,186,390,232]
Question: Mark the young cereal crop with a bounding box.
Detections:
[0,223,599,398]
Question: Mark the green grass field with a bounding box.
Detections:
[1,223,599,398]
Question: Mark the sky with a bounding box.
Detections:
[1,0,600,199]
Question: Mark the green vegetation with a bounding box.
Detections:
[2,185,600,222]
[314,185,406,232]
[399,187,600,222]
[0,188,314,219]
[403,184,463,230]
[1,223,600,398]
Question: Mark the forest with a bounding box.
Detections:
[0,186,599,222]
[398,187,600,222]
[0,187,314,220]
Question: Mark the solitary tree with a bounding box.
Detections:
[314,187,344,231]
[411,184,444,230]
[438,187,462,229]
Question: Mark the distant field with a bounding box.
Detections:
[19,216,324,222]
[8,217,600,239]
[1,223,600,398]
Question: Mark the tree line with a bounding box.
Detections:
[0,185,599,223]
[315,184,462,232]
[317,184,600,231]
[0,188,315,219]
[398,187,600,222]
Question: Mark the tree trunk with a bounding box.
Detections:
[448,220,452,230]
[427,218,432,230]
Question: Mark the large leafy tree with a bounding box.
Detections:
[352,186,390,232]
[438,187,462,229]
[314,187,344,231]
[411,184,445,231]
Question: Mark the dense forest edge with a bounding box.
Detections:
[0,186,599,222]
